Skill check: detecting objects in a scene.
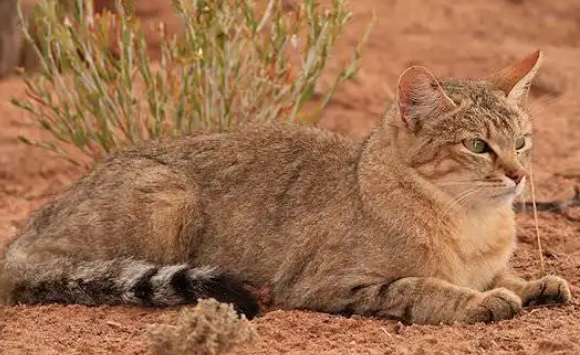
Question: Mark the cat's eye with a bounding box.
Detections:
[515,137,526,150]
[463,138,491,154]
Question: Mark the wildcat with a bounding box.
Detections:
[0,50,571,324]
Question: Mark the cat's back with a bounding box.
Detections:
[115,122,360,190]
[12,123,360,265]
[125,122,356,160]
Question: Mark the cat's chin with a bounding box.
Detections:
[483,190,519,208]
[485,178,526,207]
[464,188,520,209]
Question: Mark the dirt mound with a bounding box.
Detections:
[1,0,580,354]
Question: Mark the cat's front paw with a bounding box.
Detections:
[464,288,522,323]
[524,275,571,307]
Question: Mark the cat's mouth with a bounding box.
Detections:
[487,177,526,202]
[439,177,527,207]
[514,177,526,196]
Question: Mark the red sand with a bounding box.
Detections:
[1,1,580,354]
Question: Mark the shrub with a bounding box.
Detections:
[148,298,258,355]
[12,0,371,166]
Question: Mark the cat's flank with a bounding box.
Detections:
[0,50,571,324]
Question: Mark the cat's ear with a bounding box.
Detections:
[396,66,456,130]
[487,50,543,106]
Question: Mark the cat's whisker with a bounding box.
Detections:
[436,181,474,186]
[435,181,507,191]
[440,188,480,218]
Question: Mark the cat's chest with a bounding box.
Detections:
[443,209,516,290]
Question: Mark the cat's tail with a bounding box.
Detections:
[0,256,259,319]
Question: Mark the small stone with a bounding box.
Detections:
[393,321,404,334]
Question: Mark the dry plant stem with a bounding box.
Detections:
[514,185,580,217]
[529,163,545,274]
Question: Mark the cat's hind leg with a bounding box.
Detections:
[0,158,259,318]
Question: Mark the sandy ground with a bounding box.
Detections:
[1,0,580,354]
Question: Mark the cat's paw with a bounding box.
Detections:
[464,288,522,323]
[524,275,571,307]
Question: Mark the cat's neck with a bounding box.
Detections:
[356,125,434,221]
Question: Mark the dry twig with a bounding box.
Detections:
[514,185,580,221]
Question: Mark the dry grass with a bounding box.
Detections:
[148,298,257,355]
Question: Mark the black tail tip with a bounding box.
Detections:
[206,274,260,320]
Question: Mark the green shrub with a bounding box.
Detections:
[12,0,371,166]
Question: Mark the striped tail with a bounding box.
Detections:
[2,257,259,319]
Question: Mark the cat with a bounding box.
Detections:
[0,50,571,324]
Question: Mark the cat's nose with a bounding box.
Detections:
[505,169,527,184]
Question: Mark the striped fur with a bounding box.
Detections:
[3,257,258,319]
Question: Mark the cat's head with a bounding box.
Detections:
[388,50,542,208]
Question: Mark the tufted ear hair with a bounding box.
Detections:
[487,50,543,107]
[395,66,457,131]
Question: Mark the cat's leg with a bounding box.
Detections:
[491,270,571,307]
[288,276,522,325]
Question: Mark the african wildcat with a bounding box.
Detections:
[0,50,571,324]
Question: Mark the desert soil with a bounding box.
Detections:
[1,0,580,354]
